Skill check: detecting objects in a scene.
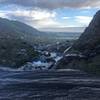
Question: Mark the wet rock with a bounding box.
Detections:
[55,54,87,69]
[68,87,100,100]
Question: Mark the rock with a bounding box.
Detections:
[56,10,100,75]
[68,87,100,100]
[55,54,87,69]
[73,10,100,52]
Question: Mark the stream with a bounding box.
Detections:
[0,46,100,100]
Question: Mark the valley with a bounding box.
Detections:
[0,9,100,100]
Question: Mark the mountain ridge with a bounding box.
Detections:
[0,17,40,67]
[73,10,100,53]
[56,10,100,75]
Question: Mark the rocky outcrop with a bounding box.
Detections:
[67,87,100,100]
[73,10,100,53]
[0,70,100,100]
[56,10,100,75]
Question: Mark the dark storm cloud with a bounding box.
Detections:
[0,0,100,9]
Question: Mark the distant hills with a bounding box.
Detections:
[0,18,42,44]
[0,17,82,44]
[0,17,83,68]
[0,17,80,68]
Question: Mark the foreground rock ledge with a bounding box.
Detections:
[0,70,100,100]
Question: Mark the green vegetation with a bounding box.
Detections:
[0,18,41,68]
[0,38,39,68]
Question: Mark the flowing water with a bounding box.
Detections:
[0,48,100,100]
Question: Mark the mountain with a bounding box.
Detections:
[73,10,100,53]
[0,18,42,44]
[56,10,100,75]
[0,17,40,68]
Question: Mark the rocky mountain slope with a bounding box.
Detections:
[56,10,100,75]
[73,10,100,53]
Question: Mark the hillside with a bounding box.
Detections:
[0,18,43,44]
[0,18,40,68]
[56,10,100,75]
[73,10,100,53]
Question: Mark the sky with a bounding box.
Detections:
[0,0,100,32]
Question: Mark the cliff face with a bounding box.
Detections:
[73,10,100,53]
[56,10,100,75]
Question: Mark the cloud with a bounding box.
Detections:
[0,0,97,32]
[0,11,7,18]
[0,8,61,28]
[75,16,93,26]
[0,0,100,9]
[62,17,70,19]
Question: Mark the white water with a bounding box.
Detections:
[0,46,84,72]
[55,56,62,62]
[64,46,72,54]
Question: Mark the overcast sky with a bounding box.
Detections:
[0,0,99,32]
